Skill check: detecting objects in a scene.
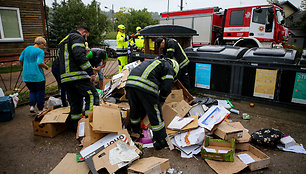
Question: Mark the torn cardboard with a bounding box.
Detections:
[92,104,123,133]
[214,121,243,140]
[167,100,191,117]
[173,80,194,104]
[230,122,251,143]
[50,153,89,174]
[128,157,170,174]
[40,107,70,124]
[205,156,248,174]
[166,115,199,135]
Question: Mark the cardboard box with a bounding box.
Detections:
[32,107,69,138]
[128,157,170,174]
[173,80,194,104]
[50,153,90,174]
[165,89,184,103]
[230,122,251,143]
[166,115,198,135]
[201,137,235,162]
[236,143,270,171]
[92,103,123,133]
[167,100,191,117]
[214,121,243,140]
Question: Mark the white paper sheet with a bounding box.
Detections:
[173,127,205,148]
[277,144,306,154]
[198,105,230,131]
[237,153,255,164]
[167,116,194,130]
[217,100,231,109]
[142,143,154,148]
[203,147,216,153]
[78,122,85,137]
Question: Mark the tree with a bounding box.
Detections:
[266,0,279,4]
[301,0,306,11]
[113,8,159,35]
[48,0,110,47]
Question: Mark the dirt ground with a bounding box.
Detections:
[0,97,306,174]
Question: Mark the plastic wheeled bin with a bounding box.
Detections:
[186,45,248,96]
[240,48,297,101]
[0,96,15,122]
[299,50,306,65]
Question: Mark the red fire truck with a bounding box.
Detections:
[160,4,289,48]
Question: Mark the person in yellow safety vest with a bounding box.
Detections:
[134,27,144,52]
[116,24,135,72]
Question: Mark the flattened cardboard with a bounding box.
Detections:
[201,137,235,162]
[165,89,184,103]
[50,153,89,174]
[214,121,243,140]
[162,104,179,127]
[173,80,194,104]
[92,104,122,133]
[236,143,270,171]
[40,107,70,124]
[230,122,251,143]
[205,156,248,174]
[92,140,140,174]
[166,115,198,134]
[168,100,191,117]
[102,78,112,90]
[128,157,170,174]
[118,69,130,89]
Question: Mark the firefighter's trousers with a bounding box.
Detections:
[117,55,128,72]
[65,79,99,120]
[126,87,167,140]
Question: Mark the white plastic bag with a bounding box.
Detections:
[9,93,19,108]
[47,96,62,108]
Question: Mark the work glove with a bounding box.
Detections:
[130,34,136,38]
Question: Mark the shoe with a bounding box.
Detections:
[30,106,35,113]
[153,138,168,150]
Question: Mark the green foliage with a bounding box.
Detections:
[104,31,117,40]
[113,8,159,35]
[48,0,110,48]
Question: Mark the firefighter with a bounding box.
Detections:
[58,25,99,122]
[125,58,179,150]
[116,24,135,72]
[155,37,191,90]
[86,48,107,90]
[134,26,144,52]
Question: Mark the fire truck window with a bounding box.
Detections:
[252,8,268,25]
[276,8,285,25]
[265,8,274,32]
[229,10,245,26]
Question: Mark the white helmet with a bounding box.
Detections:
[167,59,179,77]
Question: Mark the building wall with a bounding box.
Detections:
[282,4,296,18]
[0,0,45,56]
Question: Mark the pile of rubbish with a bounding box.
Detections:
[34,61,305,174]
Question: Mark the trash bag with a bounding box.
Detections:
[47,96,62,108]
[251,128,284,147]
[191,97,218,107]
[9,93,19,108]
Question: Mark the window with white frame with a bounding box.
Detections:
[0,7,24,42]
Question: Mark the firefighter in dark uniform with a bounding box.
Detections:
[58,25,99,121]
[86,48,107,89]
[125,58,179,150]
[155,37,191,90]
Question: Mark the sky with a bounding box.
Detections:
[46,0,302,13]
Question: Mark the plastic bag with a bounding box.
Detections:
[47,96,62,108]
[9,93,19,108]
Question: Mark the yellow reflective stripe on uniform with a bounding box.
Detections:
[87,90,93,113]
[126,80,159,95]
[142,60,161,79]
[151,122,165,131]
[161,75,174,80]
[167,48,175,52]
[61,75,90,83]
[72,43,85,49]
[59,35,69,44]
[84,110,93,116]
[80,61,91,70]
[60,71,88,78]
[177,41,190,69]
[131,117,141,124]
[128,76,158,89]
[71,113,82,120]
[154,104,162,123]
[64,43,70,73]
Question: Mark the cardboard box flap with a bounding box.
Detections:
[205,156,248,174]
[50,153,90,174]
[92,140,140,174]
[168,100,191,117]
[40,107,70,124]
[118,69,130,89]
[230,122,251,143]
[92,105,122,133]
[173,80,194,104]
[165,89,184,103]
[214,121,243,140]
[128,157,170,174]
[162,104,179,127]
[166,115,198,134]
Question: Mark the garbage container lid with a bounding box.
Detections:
[300,50,306,65]
[242,48,296,64]
[197,46,226,52]
[140,24,198,37]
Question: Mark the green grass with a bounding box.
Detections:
[0,65,22,73]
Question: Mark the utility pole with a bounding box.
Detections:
[180,0,183,11]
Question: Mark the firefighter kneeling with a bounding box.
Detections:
[125,58,179,150]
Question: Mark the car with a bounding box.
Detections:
[100,39,117,58]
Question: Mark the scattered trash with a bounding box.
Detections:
[47,96,62,108]
[251,128,284,147]
[191,97,218,107]
[163,168,183,174]
[280,135,296,149]
[230,108,239,114]
[242,113,250,120]
[9,93,19,108]
[198,105,230,131]
[249,103,255,107]
[128,157,170,174]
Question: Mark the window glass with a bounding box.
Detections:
[276,8,285,25]
[230,10,245,26]
[252,8,268,25]
[0,7,23,42]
